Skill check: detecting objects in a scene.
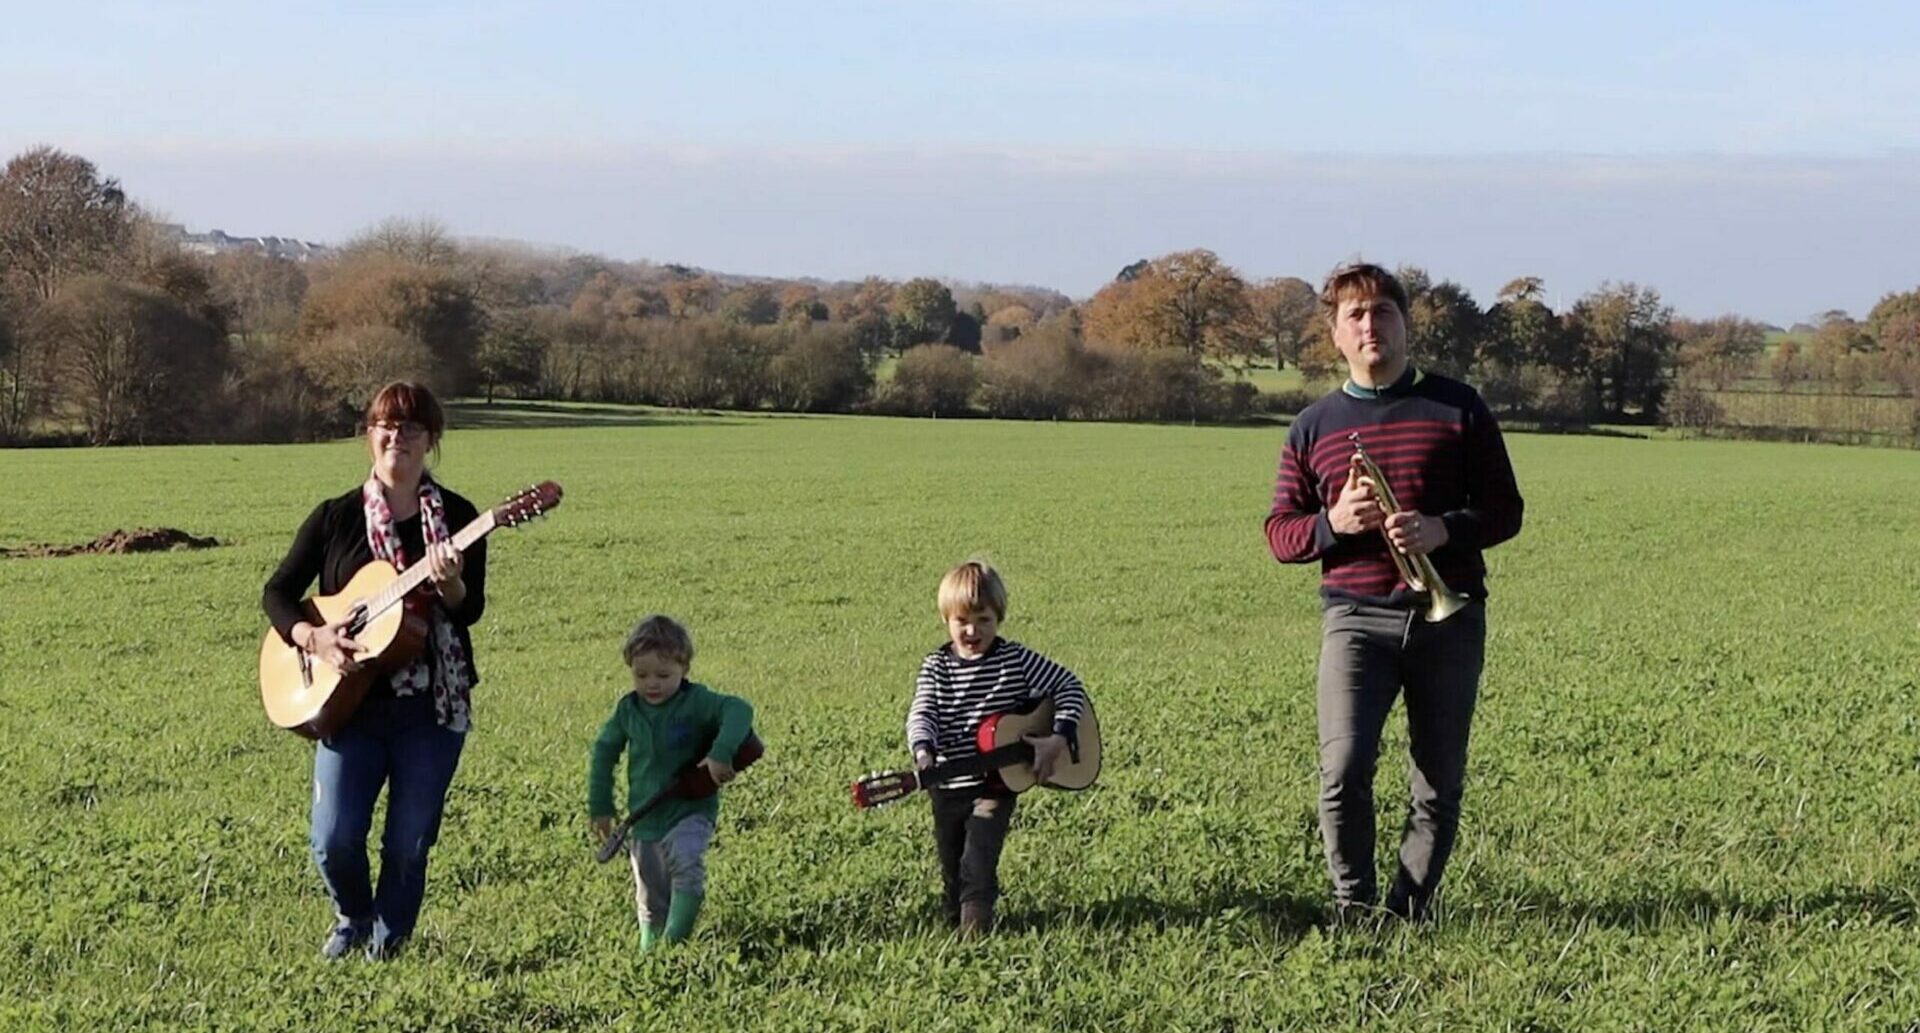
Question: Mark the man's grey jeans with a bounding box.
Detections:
[1316,599,1486,916]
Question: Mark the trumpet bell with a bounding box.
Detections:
[1423,586,1472,623]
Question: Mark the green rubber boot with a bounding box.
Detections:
[663,891,705,944]
[639,922,667,952]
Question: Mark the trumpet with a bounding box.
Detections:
[1347,432,1470,623]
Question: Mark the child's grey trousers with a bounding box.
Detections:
[626,814,715,927]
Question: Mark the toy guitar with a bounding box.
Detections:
[850,698,1101,809]
[595,731,765,863]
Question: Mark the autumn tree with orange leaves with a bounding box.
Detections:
[1081,249,1257,363]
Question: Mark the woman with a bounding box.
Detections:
[262,381,487,960]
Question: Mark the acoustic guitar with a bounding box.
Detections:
[850,697,1101,809]
[594,731,766,863]
[258,481,562,739]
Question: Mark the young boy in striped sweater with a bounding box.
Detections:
[905,559,1089,937]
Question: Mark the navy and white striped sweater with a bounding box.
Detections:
[905,638,1089,790]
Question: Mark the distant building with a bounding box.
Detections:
[158,224,330,262]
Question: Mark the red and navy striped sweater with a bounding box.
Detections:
[1265,370,1523,607]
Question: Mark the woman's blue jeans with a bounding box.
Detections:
[310,692,466,953]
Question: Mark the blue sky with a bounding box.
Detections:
[6,1,1919,321]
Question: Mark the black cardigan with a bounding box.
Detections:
[262,484,488,688]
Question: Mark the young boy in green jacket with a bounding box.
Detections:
[588,614,754,950]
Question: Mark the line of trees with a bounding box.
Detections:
[3,146,1917,445]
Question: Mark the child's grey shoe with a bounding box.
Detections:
[320,920,371,960]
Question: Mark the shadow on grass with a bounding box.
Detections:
[725,884,1326,958]
[447,399,750,430]
[721,876,1920,957]
[1482,878,1920,929]
[1004,886,1327,937]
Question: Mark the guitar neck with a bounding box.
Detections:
[361,511,497,619]
[921,742,1034,787]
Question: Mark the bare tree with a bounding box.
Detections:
[1671,315,1766,390]
[883,344,977,416]
[1867,288,1920,394]
[1245,276,1317,370]
[39,276,226,444]
[299,253,482,391]
[0,146,134,302]
[209,250,309,344]
[298,324,434,408]
[344,216,460,267]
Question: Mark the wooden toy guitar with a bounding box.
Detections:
[595,731,766,863]
[258,481,563,739]
[850,698,1101,808]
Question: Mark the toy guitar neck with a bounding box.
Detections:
[915,741,1035,787]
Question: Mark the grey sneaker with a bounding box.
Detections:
[320,921,371,960]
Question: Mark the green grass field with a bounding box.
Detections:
[3,403,1918,1030]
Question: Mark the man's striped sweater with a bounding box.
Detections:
[1265,368,1524,607]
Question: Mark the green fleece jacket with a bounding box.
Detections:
[586,680,754,841]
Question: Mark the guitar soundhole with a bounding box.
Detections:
[345,604,369,638]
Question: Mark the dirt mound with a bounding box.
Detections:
[4,527,223,559]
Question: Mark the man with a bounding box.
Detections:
[1264,263,1524,920]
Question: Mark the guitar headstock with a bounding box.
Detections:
[494,480,563,528]
[850,769,919,809]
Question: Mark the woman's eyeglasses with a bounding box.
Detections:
[370,420,429,439]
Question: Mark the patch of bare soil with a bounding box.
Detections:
[3,527,223,559]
